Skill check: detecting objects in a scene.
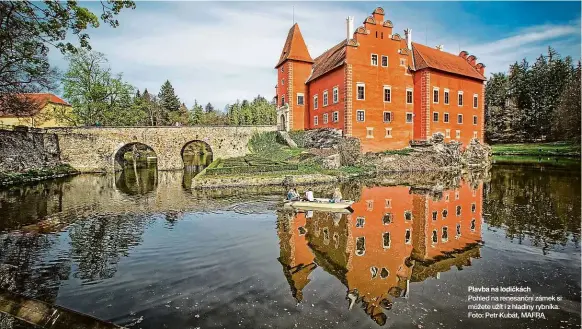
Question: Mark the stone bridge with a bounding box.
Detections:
[45,126,277,172]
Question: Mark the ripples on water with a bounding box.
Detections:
[0,165,580,329]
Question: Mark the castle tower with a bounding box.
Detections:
[275,24,314,131]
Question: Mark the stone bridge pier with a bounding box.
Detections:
[46,126,276,172]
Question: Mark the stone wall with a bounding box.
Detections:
[0,128,61,172]
[47,126,277,172]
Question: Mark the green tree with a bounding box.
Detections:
[553,62,581,141]
[0,1,135,115]
[190,100,204,125]
[205,102,215,113]
[158,80,180,113]
[62,49,135,126]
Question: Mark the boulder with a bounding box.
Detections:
[338,137,361,166]
[322,154,341,169]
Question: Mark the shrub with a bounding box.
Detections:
[205,164,298,176]
[289,130,307,148]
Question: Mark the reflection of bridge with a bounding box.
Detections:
[45,126,276,172]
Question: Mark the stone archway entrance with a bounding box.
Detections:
[279,114,287,131]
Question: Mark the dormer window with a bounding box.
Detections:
[281,79,284,86]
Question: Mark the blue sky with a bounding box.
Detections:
[49,1,581,111]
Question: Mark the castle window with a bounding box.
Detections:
[356,110,365,122]
[432,211,438,221]
[385,128,392,138]
[281,78,284,85]
[400,58,406,66]
[473,94,478,108]
[281,66,284,73]
[383,213,392,225]
[456,223,461,236]
[433,112,439,122]
[314,95,318,109]
[444,89,450,104]
[297,93,304,105]
[432,230,438,244]
[406,112,413,123]
[406,89,413,104]
[455,191,460,199]
[356,237,365,256]
[383,111,392,123]
[471,219,476,231]
[371,266,378,278]
[332,111,339,122]
[281,95,285,106]
[380,268,389,279]
[323,113,328,124]
[381,32,384,39]
[456,205,461,216]
[458,114,463,124]
[313,115,318,126]
[333,87,339,103]
[446,129,451,138]
[383,232,391,249]
[405,229,411,244]
[442,227,449,242]
[356,216,365,228]
[367,200,374,210]
[444,113,449,123]
[458,91,464,106]
[371,54,378,66]
[383,86,392,103]
[323,90,329,106]
[404,210,412,221]
[381,55,388,67]
[366,127,374,138]
[473,131,478,139]
[433,88,439,103]
[473,115,478,125]
[442,209,448,218]
[456,130,461,139]
[385,199,392,208]
[357,83,365,100]
[471,203,476,213]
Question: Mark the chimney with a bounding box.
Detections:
[404,28,412,50]
[346,16,354,40]
[436,44,444,51]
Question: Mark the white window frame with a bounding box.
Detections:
[356,83,365,100]
[405,229,411,244]
[383,85,391,103]
[281,94,285,106]
[444,89,450,105]
[456,130,461,139]
[323,90,329,107]
[473,131,478,139]
[473,115,478,125]
[297,93,304,106]
[458,114,463,124]
[381,55,388,67]
[405,112,413,123]
[314,95,318,109]
[473,94,478,108]
[385,127,392,138]
[433,87,439,104]
[445,129,451,138]
[385,199,392,208]
[382,232,391,249]
[332,111,339,122]
[366,127,374,139]
[444,112,450,123]
[400,58,406,67]
[323,113,328,124]
[356,110,365,122]
[433,112,439,122]
[371,54,378,66]
[333,87,339,103]
[383,111,392,123]
[441,226,449,242]
[314,115,318,126]
[458,91,464,107]
[406,88,413,104]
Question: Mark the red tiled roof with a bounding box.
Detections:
[275,24,314,68]
[306,40,347,83]
[412,43,486,81]
[0,93,70,117]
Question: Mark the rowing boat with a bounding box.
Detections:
[284,198,354,211]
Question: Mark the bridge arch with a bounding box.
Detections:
[181,140,213,170]
[113,142,158,172]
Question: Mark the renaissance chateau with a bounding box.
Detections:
[275,7,486,152]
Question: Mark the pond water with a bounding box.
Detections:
[0,163,580,329]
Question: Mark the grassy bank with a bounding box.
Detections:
[491,142,580,157]
[0,164,79,187]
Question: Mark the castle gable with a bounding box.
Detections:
[276,23,314,68]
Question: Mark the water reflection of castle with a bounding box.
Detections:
[277,180,483,326]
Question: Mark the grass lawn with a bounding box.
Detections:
[491,142,580,156]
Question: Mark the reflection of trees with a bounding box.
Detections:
[0,233,70,304]
[484,165,581,252]
[115,166,157,196]
[68,214,153,282]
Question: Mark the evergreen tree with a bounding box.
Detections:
[553,62,581,141]
[205,102,215,113]
[190,100,204,125]
[158,80,180,112]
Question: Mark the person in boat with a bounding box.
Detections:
[331,187,343,203]
[305,188,314,202]
[287,188,300,201]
